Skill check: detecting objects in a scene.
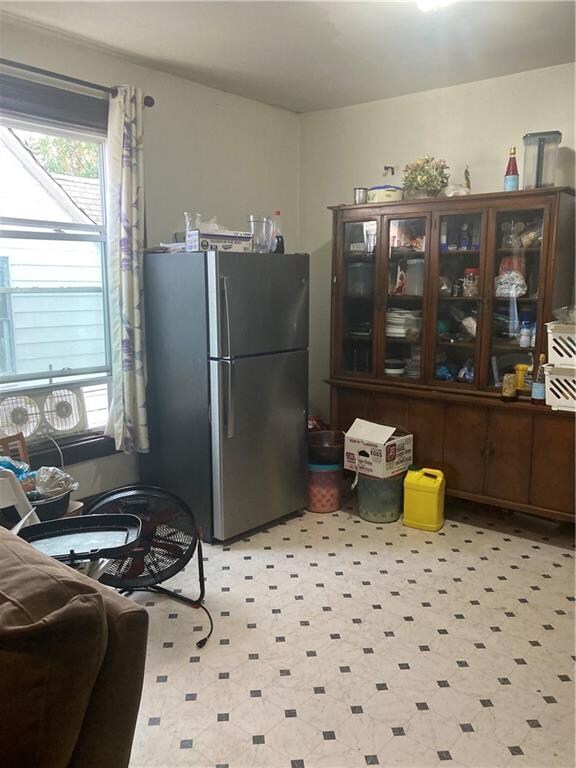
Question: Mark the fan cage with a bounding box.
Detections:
[87,486,199,589]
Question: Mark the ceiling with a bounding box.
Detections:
[1,1,574,113]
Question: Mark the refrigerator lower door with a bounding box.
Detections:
[210,350,307,540]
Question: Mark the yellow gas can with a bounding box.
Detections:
[403,468,445,531]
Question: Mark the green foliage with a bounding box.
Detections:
[402,156,450,193]
[23,134,99,178]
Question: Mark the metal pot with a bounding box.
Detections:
[307,431,344,465]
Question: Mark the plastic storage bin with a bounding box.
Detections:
[544,365,576,412]
[403,468,445,532]
[357,472,405,523]
[546,322,576,366]
[347,262,374,297]
[522,131,562,189]
[404,259,424,296]
[307,463,342,513]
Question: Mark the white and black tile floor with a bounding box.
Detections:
[129,501,575,768]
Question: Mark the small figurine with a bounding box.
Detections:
[464,166,471,190]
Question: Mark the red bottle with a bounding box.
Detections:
[504,147,519,191]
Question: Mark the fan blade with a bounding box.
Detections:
[123,550,147,578]
[152,540,186,559]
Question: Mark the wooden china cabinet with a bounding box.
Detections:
[329,188,575,522]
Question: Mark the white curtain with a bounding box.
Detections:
[105,86,149,453]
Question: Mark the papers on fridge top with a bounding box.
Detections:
[344,419,413,479]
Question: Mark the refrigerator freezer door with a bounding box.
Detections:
[207,251,309,358]
[210,350,307,540]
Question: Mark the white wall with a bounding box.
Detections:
[2,18,575,461]
[300,63,575,418]
[1,16,300,495]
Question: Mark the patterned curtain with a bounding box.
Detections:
[105,86,149,453]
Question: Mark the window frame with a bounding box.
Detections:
[0,120,112,438]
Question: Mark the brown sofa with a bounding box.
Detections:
[0,525,149,768]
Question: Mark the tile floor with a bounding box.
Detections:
[129,501,575,768]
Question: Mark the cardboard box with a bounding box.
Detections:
[186,229,252,253]
[344,418,413,479]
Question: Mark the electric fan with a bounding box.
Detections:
[87,485,212,645]
[43,388,86,433]
[0,394,41,438]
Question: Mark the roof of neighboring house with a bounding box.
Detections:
[1,127,102,226]
[52,174,102,225]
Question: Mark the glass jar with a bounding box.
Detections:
[347,262,374,297]
[463,268,480,297]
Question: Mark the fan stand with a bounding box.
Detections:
[86,484,213,647]
[118,537,212,647]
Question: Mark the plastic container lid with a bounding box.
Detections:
[464,268,480,275]
[308,463,342,472]
[523,131,562,143]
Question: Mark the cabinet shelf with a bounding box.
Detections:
[390,249,425,258]
[493,297,538,303]
[388,294,423,301]
[491,340,535,352]
[437,340,476,348]
[345,253,373,262]
[438,296,479,302]
[440,249,480,256]
[344,335,372,342]
[496,248,541,254]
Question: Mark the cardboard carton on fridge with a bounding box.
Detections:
[344,419,413,479]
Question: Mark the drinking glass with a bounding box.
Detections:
[248,214,274,253]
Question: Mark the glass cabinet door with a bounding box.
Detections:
[487,207,545,393]
[433,212,483,386]
[384,217,427,380]
[340,220,377,375]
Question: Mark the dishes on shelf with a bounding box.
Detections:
[348,322,372,338]
[384,359,406,376]
[386,308,422,340]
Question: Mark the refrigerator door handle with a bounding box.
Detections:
[223,359,235,439]
[220,275,232,358]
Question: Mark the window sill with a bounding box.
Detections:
[28,431,118,470]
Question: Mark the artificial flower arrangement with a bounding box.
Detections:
[402,156,450,197]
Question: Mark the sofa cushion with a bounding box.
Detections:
[0,529,108,768]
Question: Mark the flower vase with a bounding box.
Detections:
[403,188,441,200]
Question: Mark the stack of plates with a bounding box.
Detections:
[387,309,422,339]
[384,359,406,376]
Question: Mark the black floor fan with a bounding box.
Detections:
[86,485,213,647]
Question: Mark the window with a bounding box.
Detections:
[0,122,110,441]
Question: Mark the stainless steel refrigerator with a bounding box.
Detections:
[141,250,309,541]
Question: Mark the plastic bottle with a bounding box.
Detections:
[271,210,285,253]
[519,322,531,348]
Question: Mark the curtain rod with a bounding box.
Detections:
[0,58,155,107]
